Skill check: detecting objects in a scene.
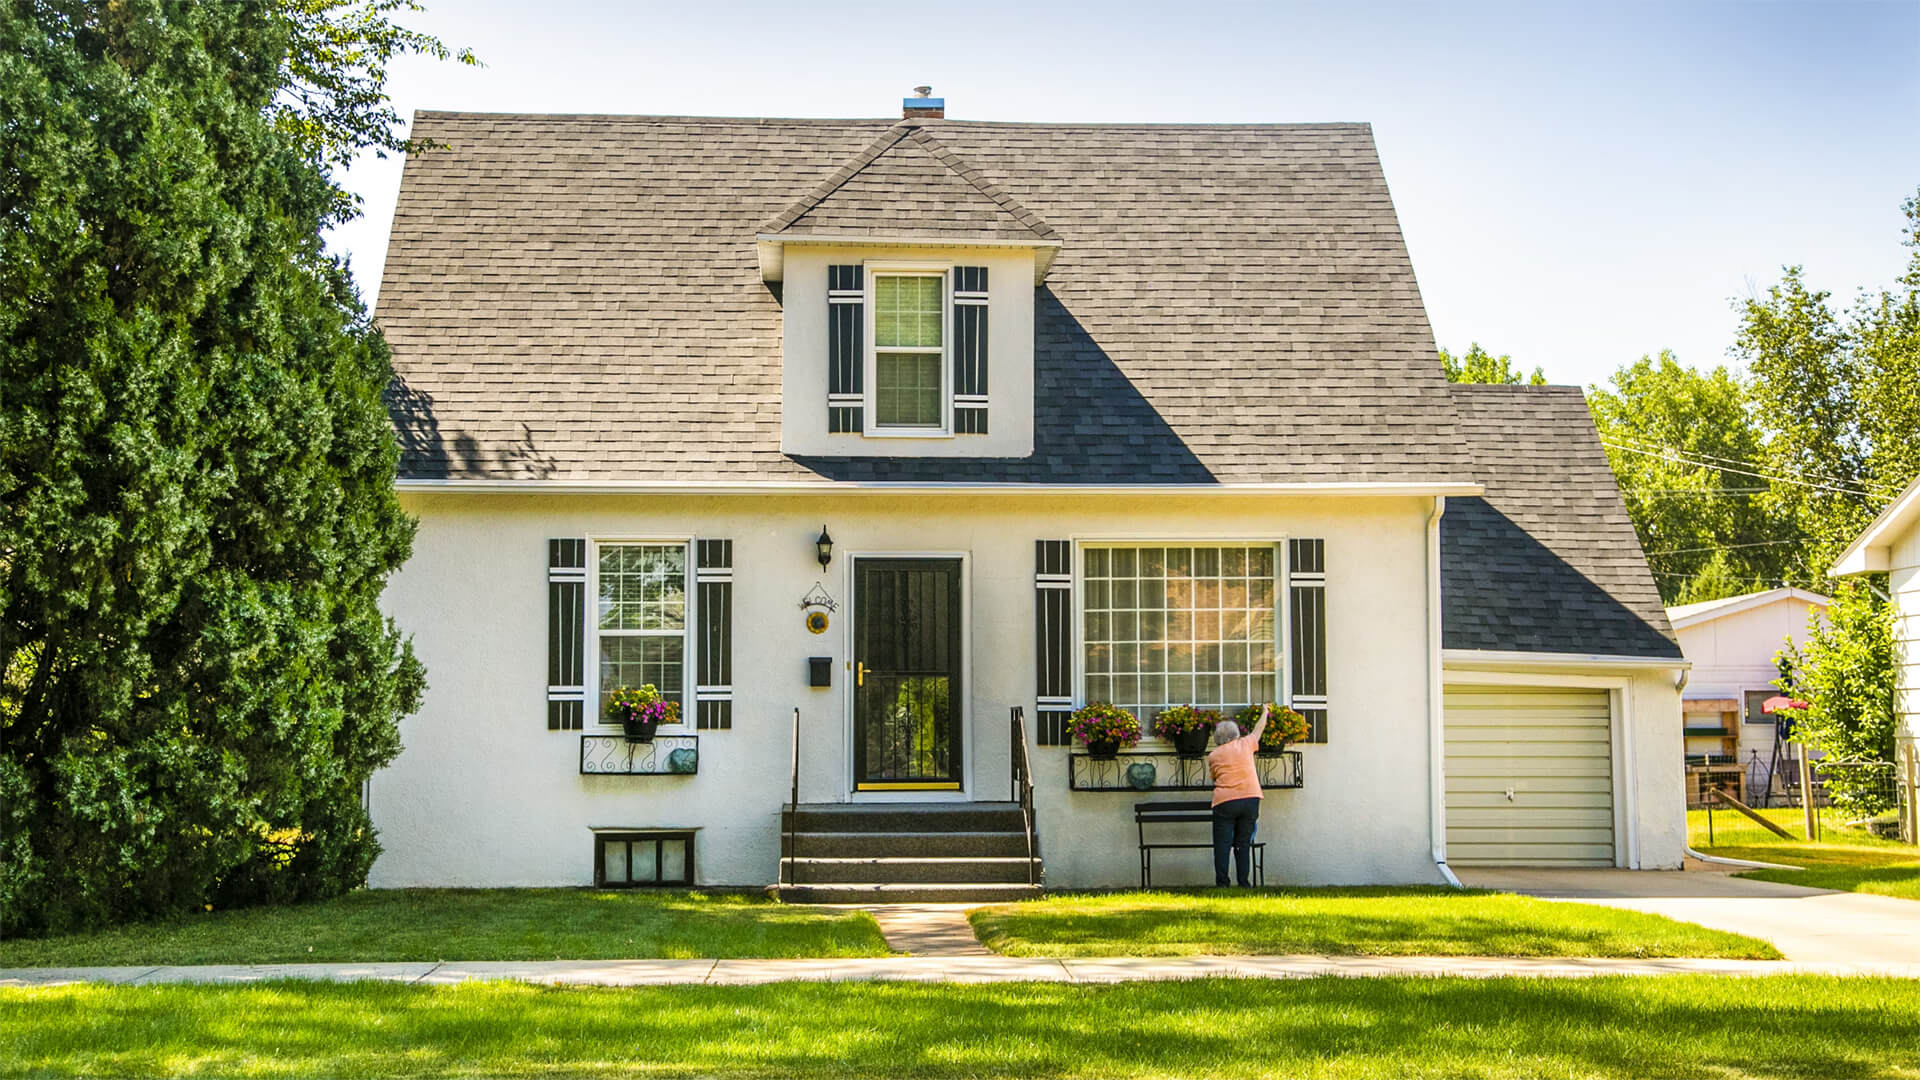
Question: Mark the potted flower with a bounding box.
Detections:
[607,684,679,743]
[1068,702,1140,759]
[1239,703,1308,756]
[1152,704,1221,758]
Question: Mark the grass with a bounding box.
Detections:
[0,889,891,967]
[3,976,1915,1078]
[1689,806,1920,900]
[968,889,1779,959]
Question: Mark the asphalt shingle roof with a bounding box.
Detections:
[1441,385,1682,659]
[377,113,1459,484]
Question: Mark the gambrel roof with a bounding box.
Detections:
[377,113,1458,485]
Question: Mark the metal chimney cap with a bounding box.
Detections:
[913,86,933,98]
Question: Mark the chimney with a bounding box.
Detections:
[902,85,944,120]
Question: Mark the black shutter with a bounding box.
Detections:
[1035,540,1073,746]
[696,540,733,730]
[953,267,989,434]
[1288,538,1328,743]
[828,265,863,433]
[547,539,587,731]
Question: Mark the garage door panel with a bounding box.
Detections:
[1444,684,1615,867]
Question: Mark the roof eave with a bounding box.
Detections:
[1665,587,1834,630]
[1831,474,1920,576]
[395,478,1486,497]
[757,233,1063,285]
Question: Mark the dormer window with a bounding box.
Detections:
[871,270,948,432]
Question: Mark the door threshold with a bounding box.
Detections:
[854,782,963,792]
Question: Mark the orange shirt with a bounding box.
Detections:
[1208,733,1263,806]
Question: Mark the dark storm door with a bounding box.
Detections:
[854,558,964,790]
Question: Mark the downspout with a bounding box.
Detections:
[1427,496,1462,888]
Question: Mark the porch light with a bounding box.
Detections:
[815,525,834,569]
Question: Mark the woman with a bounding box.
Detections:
[1206,704,1268,887]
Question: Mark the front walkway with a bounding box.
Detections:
[6,953,1917,988]
[1459,867,1920,965]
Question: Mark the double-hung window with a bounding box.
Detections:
[1082,544,1280,723]
[594,542,689,724]
[869,270,947,431]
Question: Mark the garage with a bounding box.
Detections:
[1443,683,1617,866]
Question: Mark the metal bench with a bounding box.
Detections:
[1134,800,1265,888]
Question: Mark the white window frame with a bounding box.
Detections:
[1072,538,1288,738]
[863,262,953,438]
[586,537,696,733]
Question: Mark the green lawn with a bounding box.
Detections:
[3,976,1913,1078]
[968,889,1778,959]
[1689,807,1920,900]
[0,890,891,967]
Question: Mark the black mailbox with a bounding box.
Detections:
[807,657,832,688]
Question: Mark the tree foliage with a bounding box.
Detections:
[0,1,443,934]
[1775,582,1896,808]
[1440,343,1547,385]
[1587,352,1789,605]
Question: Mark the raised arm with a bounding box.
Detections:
[1248,704,1269,744]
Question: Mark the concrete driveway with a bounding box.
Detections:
[1460,867,1920,964]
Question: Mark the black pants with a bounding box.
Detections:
[1211,797,1260,886]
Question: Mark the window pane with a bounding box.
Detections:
[1081,543,1281,718]
[874,275,943,348]
[598,544,686,631]
[599,636,684,715]
[876,352,941,427]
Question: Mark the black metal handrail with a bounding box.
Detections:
[1010,707,1040,885]
[784,706,800,887]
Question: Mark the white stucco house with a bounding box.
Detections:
[366,95,1690,898]
[1833,476,1920,769]
[1666,587,1830,805]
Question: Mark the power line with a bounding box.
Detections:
[1601,433,1879,491]
[1601,440,1895,503]
[1644,538,1812,556]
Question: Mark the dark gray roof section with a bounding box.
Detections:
[378,113,1461,484]
[763,123,1058,241]
[1441,385,1682,659]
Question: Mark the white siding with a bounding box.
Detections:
[1444,684,1615,866]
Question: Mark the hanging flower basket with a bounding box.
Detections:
[607,684,680,743]
[1069,702,1140,759]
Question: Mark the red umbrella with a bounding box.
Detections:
[1761,695,1809,714]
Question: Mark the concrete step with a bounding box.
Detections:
[782,856,1039,884]
[783,830,1032,859]
[783,802,1027,834]
[773,882,1044,905]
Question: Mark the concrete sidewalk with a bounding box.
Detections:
[6,953,1917,988]
[1459,867,1920,965]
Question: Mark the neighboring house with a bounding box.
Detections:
[1666,587,1831,806]
[367,95,1689,896]
[1833,476,1920,779]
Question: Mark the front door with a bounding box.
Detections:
[854,558,963,791]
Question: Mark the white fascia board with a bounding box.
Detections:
[1832,474,1920,576]
[756,233,1063,285]
[395,478,1487,498]
[1442,648,1691,672]
[1665,587,1833,630]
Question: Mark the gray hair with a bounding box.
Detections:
[1212,720,1241,746]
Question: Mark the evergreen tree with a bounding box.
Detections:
[1,1,450,933]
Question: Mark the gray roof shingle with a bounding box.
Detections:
[1441,384,1682,659]
[378,113,1460,484]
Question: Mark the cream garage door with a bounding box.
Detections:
[1444,684,1615,867]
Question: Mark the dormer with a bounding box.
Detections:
[762,116,1060,458]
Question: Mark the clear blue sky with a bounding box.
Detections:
[328,0,1920,390]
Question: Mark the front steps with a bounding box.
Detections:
[776,802,1042,904]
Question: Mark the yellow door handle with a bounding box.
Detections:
[856,661,867,687]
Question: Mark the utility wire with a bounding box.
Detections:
[1644,538,1812,556]
[1601,440,1894,502]
[1601,433,1881,491]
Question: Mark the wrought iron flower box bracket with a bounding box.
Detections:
[1068,749,1303,792]
[580,734,700,776]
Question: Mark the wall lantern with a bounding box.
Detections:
[815,525,834,569]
